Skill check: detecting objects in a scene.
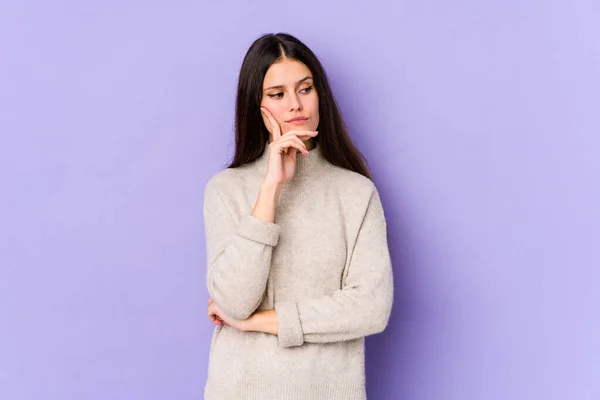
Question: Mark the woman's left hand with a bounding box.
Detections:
[208,298,249,331]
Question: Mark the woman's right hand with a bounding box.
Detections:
[260,107,318,186]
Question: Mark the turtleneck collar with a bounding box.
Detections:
[251,141,327,182]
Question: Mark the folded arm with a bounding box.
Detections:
[273,187,394,347]
[203,180,280,320]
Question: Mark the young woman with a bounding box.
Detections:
[203,32,394,400]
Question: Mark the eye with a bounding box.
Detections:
[300,85,314,94]
[267,92,284,99]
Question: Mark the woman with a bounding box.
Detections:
[203,32,394,399]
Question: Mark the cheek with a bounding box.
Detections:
[308,92,319,112]
[310,96,320,127]
[260,99,286,123]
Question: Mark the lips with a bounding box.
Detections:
[287,117,309,124]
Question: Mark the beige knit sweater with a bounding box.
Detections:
[203,143,394,399]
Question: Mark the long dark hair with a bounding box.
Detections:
[228,33,371,180]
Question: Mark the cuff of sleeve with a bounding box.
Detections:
[236,215,281,247]
[275,301,304,348]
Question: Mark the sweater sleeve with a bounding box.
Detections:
[203,178,281,320]
[274,187,394,348]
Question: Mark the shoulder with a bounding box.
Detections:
[325,165,387,225]
[203,166,253,207]
[326,164,379,198]
[205,168,239,193]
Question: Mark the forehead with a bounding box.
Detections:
[263,59,313,87]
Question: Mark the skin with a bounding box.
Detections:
[260,57,320,151]
[259,57,321,189]
[207,58,321,335]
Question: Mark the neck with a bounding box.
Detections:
[253,139,326,182]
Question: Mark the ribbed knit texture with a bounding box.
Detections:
[203,143,394,400]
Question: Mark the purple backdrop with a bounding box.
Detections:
[1,1,599,399]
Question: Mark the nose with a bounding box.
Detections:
[288,92,302,112]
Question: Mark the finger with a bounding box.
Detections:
[208,303,224,324]
[260,107,280,139]
[286,146,297,163]
[281,132,318,153]
[209,312,222,327]
[283,141,308,158]
[272,141,306,158]
[282,130,319,140]
[260,107,282,140]
[273,134,306,147]
[274,136,309,156]
[285,140,300,162]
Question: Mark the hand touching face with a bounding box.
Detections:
[260,58,320,140]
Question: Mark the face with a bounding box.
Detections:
[260,58,320,137]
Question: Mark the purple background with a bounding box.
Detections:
[1,1,599,399]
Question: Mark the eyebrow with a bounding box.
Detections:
[263,76,313,92]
